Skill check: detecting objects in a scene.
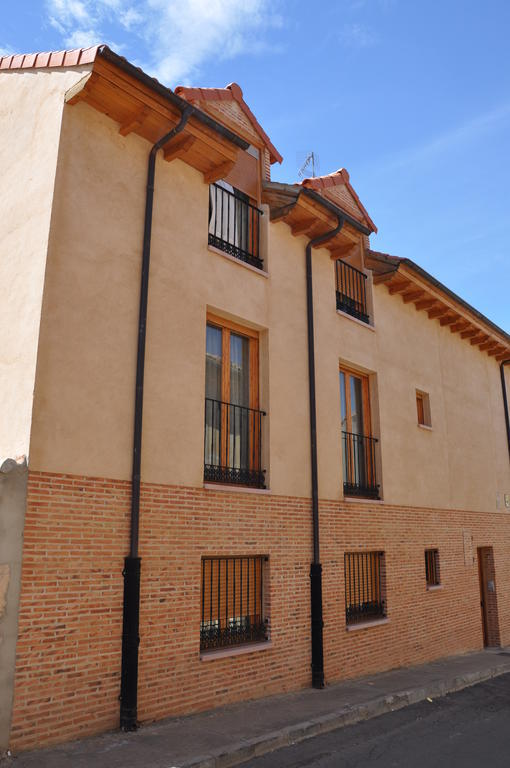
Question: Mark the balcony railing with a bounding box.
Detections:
[208,183,263,270]
[345,551,385,625]
[204,398,266,488]
[201,556,267,651]
[342,431,379,498]
[335,259,369,324]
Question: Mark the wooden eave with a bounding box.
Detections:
[65,57,247,179]
[262,182,365,254]
[373,262,510,361]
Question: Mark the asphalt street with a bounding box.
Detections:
[242,673,510,768]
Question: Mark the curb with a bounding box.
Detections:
[181,662,510,768]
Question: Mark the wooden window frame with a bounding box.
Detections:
[339,365,372,437]
[207,312,259,411]
[416,390,431,427]
[425,548,440,587]
[205,313,262,485]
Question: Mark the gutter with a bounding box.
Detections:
[306,214,345,689]
[501,360,510,463]
[262,181,373,237]
[96,46,249,153]
[119,105,193,731]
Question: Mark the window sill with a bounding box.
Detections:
[346,617,389,632]
[203,483,271,495]
[336,309,375,331]
[417,423,433,431]
[200,640,272,661]
[427,584,443,591]
[208,245,269,278]
[343,496,384,504]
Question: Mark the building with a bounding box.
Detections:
[1,44,509,754]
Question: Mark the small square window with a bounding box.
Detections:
[416,390,431,427]
[425,549,440,587]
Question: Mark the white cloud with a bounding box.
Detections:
[45,0,281,83]
[65,28,103,47]
[340,22,376,48]
[378,102,510,173]
[0,45,14,56]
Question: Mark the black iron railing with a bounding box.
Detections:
[335,260,369,323]
[209,183,263,270]
[425,549,440,586]
[342,431,379,498]
[345,551,385,625]
[204,398,266,488]
[201,556,267,650]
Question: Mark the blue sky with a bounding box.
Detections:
[2,1,509,329]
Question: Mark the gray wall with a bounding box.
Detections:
[0,457,27,754]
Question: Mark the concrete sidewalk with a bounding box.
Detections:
[4,648,510,768]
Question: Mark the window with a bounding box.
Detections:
[335,259,369,324]
[204,314,265,488]
[200,556,267,651]
[208,181,263,270]
[425,549,440,587]
[339,367,379,498]
[345,551,386,626]
[416,390,431,427]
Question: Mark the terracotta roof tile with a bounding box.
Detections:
[22,53,37,68]
[35,51,51,67]
[0,46,101,72]
[175,81,282,164]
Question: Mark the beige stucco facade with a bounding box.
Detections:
[0,67,92,461]
[23,94,509,513]
[1,58,510,752]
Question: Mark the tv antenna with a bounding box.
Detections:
[298,151,320,179]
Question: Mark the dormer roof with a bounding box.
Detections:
[300,168,377,233]
[175,82,282,165]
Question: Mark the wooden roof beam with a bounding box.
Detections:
[450,320,470,334]
[291,218,317,236]
[496,350,510,361]
[118,106,149,136]
[414,297,438,311]
[479,339,500,352]
[329,243,358,260]
[488,345,507,357]
[388,280,412,295]
[470,333,489,346]
[460,327,479,339]
[428,306,450,320]
[203,159,236,184]
[439,313,461,327]
[163,133,196,161]
[402,289,425,304]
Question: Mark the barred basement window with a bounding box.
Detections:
[200,556,268,651]
[425,548,440,587]
[344,551,386,626]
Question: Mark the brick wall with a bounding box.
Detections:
[10,470,510,750]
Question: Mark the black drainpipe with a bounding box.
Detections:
[501,359,510,462]
[120,105,193,731]
[306,215,344,689]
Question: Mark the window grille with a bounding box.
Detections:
[344,551,386,625]
[425,549,440,587]
[200,556,267,651]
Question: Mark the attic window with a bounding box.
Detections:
[416,391,431,428]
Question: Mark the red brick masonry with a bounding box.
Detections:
[10,471,510,750]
